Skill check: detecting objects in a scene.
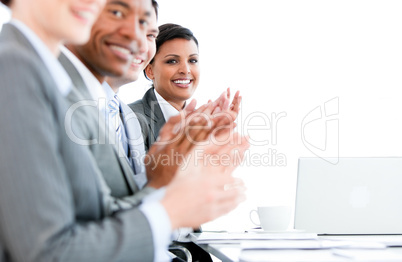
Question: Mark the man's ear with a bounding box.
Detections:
[145,64,154,80]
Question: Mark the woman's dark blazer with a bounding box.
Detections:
[128,87,166,152]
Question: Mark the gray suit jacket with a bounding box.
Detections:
[59,51,152,201]
[129,88,166,151]
[0,23,154,261]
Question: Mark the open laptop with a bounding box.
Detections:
[294,157,402,234]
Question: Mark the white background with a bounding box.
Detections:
[2,1,402,231]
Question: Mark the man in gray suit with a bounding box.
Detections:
[0,0,248,261]
[105,0,162,153]
[58,0,184,202]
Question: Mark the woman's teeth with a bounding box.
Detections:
[174,80,191,84]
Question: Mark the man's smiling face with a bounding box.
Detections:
[69,0,152,82]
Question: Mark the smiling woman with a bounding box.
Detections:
[129,23,199,151]
[147,23,199,111]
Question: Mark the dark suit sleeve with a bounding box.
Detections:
[0,46,155,261]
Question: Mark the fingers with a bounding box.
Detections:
[215,90,227,105]
[217,181,246,205]
[161,173,246,229]
[183,99,197,116]
[214,133,249,155]
[230,90,241,114]
[152,106,219,156]
[204,177,246,221]
[186,115,214,145]
[158,111,215,157]
[207,111,237,141]
[180,103,219,147]
[185,102,236,145]
[185,101,213,118]
[224,177,246,191]
[212,187,246,219]
[192,133,249,175]
[221,95,230,112]
[194,101,215,117]
[177,113,213,152]
[211,90,229,114]
[206,88,242,116]
[156,114,183,143]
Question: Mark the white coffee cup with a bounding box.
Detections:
[249,206,292,231]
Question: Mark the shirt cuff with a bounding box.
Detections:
[139,188,171,262]
[172,227,194,242]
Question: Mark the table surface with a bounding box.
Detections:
[194,234,402,262]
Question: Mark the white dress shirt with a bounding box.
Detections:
[102,82,129,156]
[102,82,148,189]
[154,89,182,121]
[60,45,107,115]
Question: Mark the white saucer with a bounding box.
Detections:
[247,228,305,233]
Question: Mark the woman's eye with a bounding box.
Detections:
[147,34,157,40]
[166,60,177,64]
[190,59,198,63]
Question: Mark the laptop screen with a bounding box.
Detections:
[294,157,402,234]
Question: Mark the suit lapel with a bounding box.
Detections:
[59,51,139,194]
[58,51,92,97]
[143,88,166,141]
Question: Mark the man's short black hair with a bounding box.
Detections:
[152,0,159,19]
